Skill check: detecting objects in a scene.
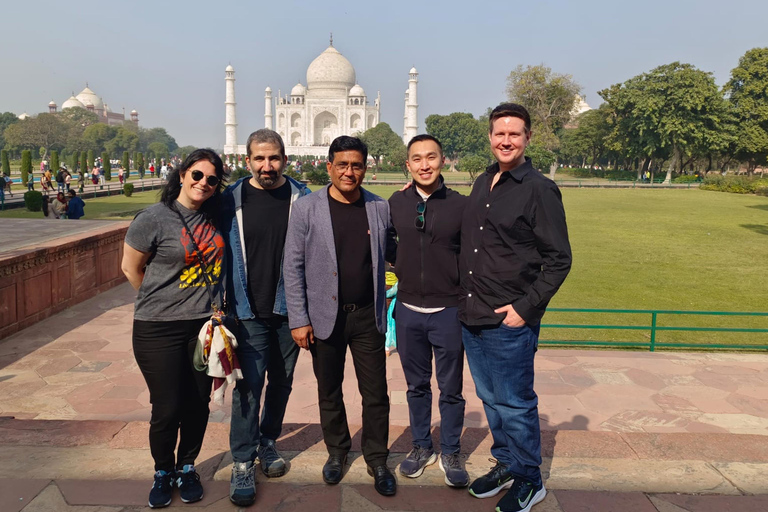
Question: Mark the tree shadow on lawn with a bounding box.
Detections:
[741,224,768,236]
[747,204,768,212]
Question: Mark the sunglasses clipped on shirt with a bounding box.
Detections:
[415,201,426,231]
[188,169,220,187]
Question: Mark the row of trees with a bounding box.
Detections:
[515,47,768,181]
[357,47,767,184]
[1,107,190,163]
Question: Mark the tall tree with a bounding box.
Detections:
[20,150,32,186]
[139,127,178,153]
[50,150,60,172]
[106,126,140,155]
[600,62,734,182]
[148,142,169,161]
[137,152,145,178]
[724,47,768,174]
[506,64,581,152]
[1,150,10,177]
[358,122,404,168]
[122,151,130,175]
[425,112,487,171]
[82,124,118,153]
[0,112,20,150]
[102,151,112,181]
[3,113,68,154]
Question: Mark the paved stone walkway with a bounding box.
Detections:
[1,283,768,510]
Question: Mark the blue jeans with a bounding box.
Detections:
[462,323,541,486]
[229,316,300,463]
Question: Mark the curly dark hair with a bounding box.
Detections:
[161,148,226,223]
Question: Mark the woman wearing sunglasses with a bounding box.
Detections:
[121,148,226,508]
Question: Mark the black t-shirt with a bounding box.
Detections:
[241,179,291,318]
[328,193,374,307]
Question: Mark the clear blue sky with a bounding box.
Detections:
[3,0,766,148]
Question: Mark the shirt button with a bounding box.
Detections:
[469,271,473,275]
[332,296,336,301]
[474,249,478,253]
[486,204,490,208]
[468,293,472,297]
[479,226,483,230]
[332,271,337,276]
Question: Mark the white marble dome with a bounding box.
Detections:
[62,94,85,109]
[225,64,234,72]
[291,83,306,96]
[409,67,418,74]
[349,84,365,97]
[306,46,356,90]
[76,86,104,110]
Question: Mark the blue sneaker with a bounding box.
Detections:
[258,439,287,477]
[229,461,256,506]
[148,470,173,508]
[176,465,203,503]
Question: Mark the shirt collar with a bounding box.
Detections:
[485,157,534,183]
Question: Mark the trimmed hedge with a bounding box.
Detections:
[123,183,134,197]
[24,190,43,211]
[700,175,768,195]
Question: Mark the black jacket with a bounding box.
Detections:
[459,158,572,327]
[389,181,467,308]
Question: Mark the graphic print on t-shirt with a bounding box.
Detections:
[179,223,225,289]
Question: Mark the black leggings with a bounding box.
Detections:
[133,318,212,472]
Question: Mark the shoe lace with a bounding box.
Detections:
[487,458,508,478]
[410,446,432,461]
[153,471,172,490]
[260,442,280,463]
[178,468,200,488]
[442,453,462,469]
[233,464,254,489]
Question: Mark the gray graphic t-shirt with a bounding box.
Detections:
[125,201,225,321]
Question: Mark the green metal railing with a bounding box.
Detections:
[540,308,768,351]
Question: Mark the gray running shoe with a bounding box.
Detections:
[258,439,287,477]
[229,461,256,506]
[439,452,469,487]
[399,445,437,478]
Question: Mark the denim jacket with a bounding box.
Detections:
[221,175,311,320]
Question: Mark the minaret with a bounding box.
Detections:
[402,90,409,143]
[224,64,237,155]
[403,67,419,144]
[265,87,273,130]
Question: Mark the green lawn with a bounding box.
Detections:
[3,185,767,349]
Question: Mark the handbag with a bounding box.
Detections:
[176,208,242,404]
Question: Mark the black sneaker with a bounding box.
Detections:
[439,452,469,487]
[468,460,514,498]
[399,445,437,478]
[495,478,546,512]
[148,470,173,508]
[176,464,204,503]
[258,439,287,477]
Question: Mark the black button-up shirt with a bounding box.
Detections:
[459,158,572,327]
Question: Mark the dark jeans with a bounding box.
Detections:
[133,318,212,472]
[310,304,390,467]
[230,316,300,463]
[395,303,465,453]
[462,323,542,487]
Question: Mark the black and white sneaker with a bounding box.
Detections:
[495,478,546,512]
[439,452,469,487]
[148,470,173,508]
[468,460,514,498]
[176,464,204,503]
[399,445,437,478]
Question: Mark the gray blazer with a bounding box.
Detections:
[283,185,393,340]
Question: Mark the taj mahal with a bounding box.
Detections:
[224,38,418,156]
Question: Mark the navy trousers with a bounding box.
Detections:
[395,303,465,454]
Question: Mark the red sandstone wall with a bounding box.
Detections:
[0,224,130,340]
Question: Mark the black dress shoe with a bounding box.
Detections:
[367,464,397,496]
[322,454,347,484]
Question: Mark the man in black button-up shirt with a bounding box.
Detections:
[461,104,571,512]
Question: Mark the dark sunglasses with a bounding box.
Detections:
[188,169,220,187]
[415,201,426,231]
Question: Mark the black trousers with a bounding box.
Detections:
[133,318,212,472]
[310,304,390,467]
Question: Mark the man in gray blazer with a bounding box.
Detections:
[283,136,397,496]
